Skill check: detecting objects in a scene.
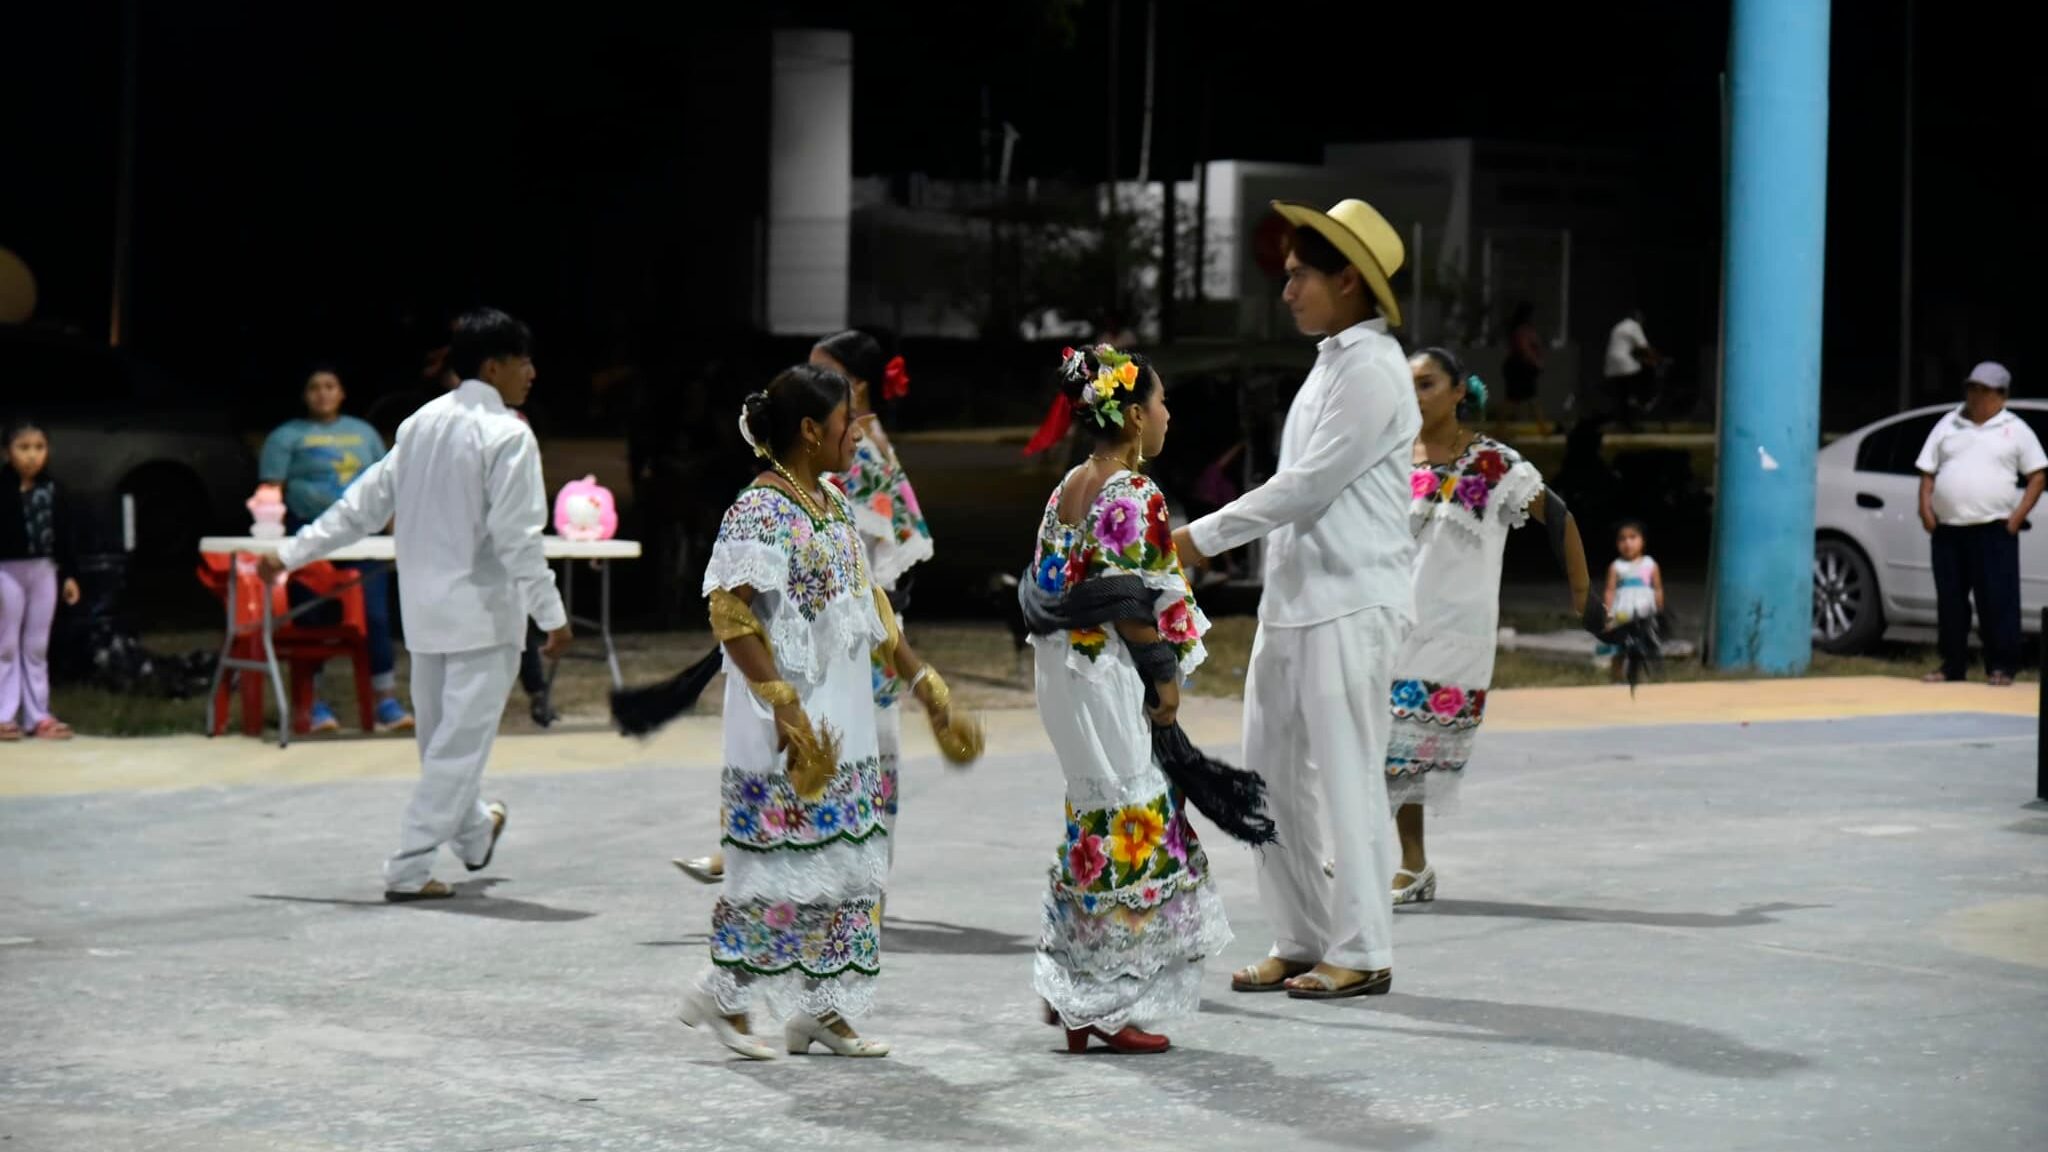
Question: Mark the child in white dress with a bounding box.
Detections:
[1602,521,1664,680]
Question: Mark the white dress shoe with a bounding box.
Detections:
[677,988,776,1060]
[785,1013,890,1057]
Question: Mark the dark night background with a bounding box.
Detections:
[2,0,2028,433]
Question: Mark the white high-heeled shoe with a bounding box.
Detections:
[785,1013,890,1057]
[677,989,777,1060]
[673,857,723,885]
[1392,864,1438,906]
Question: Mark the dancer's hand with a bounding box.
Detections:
[1148,679,1180,728]
[541,624,573,659]
[773,701,805,751]
[1171,527,1207,571]
[61,578,81,606]
[1580,597,1610,637]
[256,555,288,584]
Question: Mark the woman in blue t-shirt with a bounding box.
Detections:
[257,366,412,732]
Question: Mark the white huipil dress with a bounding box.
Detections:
[827,426,933,844]
[697,484,891,1023]
[1386,437,1543,812]
[1027,470,1232,1031]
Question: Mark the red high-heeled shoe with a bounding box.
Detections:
[1065,1025,1170,1054]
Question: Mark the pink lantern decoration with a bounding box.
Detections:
[553,475,618,541]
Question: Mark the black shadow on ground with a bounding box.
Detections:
[1202,993,1808,1079]
[1420,899,1826,929]
[721,1053,1056,1147]
[1124,1044,1432,1151]
[252,877,594,922]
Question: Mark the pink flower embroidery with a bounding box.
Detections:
[763,808,788,834]
[1067,834,1109,889]
[1454,475,1490,512]
[898,482,922,518]
[762,902,798,930]
[1096,497,1145,552]
[1412,469,1439,499]
[1159,600,1199,645]
[1428,685,1466,716]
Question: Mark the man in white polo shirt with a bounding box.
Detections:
[1916,361,2046,686]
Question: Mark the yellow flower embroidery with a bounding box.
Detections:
[1108,804,1167,869]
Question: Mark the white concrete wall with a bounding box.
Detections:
[766,29,852,336]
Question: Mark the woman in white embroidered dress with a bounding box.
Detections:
[1385,348,1589,905]
[1027,345,1230,1055]
[676,364,957,1060]
[675,331,934,884]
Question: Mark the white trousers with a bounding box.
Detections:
[1244,606,1407,972]
[384,645,520,892]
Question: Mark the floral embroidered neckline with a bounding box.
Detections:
[1411,437,1514,519]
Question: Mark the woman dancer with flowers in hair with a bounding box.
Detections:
[666,362,978,1060]
[1386,348,1590,905]
[1019,345,1233,1055]
[673,331,934,891]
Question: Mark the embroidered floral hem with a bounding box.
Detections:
[710,894,880,979]
[719,756,889,852]
[1035,881,1231,1032]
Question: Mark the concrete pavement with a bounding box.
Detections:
[1,681,2043,1150]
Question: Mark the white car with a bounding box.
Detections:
[1812,400,2048,653]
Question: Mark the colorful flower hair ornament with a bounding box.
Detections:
[881,355,911,401]
[1028,343,1144,456]
[1078,344,1140,429]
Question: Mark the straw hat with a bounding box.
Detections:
[1271,198,1405,327]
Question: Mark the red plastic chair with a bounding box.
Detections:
[195,554,374,737]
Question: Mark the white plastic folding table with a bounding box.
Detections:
[197,535,641,746]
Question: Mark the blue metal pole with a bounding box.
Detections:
[1712,0,1831,673]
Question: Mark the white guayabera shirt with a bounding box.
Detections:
[280,379,566,652]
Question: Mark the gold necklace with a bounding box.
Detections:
[1089,450,1140,470]
[763,453,869,590]
[765,456,840,525]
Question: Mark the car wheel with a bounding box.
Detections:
[1812,535,1882,654]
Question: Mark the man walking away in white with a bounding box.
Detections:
[1916,361,2045,687]
[1174,198,1421,1000]
[1602,309,1661,426]
[262,308,572,900]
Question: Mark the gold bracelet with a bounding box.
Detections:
[747,679,799,707]
[871,585,901,663]
[915,668,951,714]
[709,588,770,651]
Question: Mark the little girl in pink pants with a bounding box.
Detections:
[1,419,81,741]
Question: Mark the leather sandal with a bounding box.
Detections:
[1231,958,1313,992]
[384,878,457,903]
[0,722,21,742]
[1285,967,1392,1000]
[466,801,508,872]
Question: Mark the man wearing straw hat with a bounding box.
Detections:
[1174,199,1421,999]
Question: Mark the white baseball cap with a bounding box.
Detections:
[1967,361,2011,391]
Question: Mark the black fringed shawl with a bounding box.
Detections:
[1018,570,1277,847]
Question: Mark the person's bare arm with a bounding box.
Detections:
[1529,492,1591,615]
[1603,562,1618,614]
[1919,473,1939,534]
[1651,562,1666,613]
